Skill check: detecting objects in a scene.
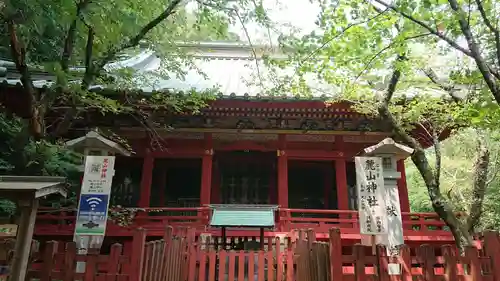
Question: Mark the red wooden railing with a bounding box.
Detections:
[7,227,500,281]
[35,207,209,236]
[278,208,460,233]
[34,206,458,238]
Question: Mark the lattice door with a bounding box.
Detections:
[219,160,271,204]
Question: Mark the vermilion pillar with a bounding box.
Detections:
[210,160,220,204]
[335,159,348,210]
[323,166,332,209]
[138,150,154,208]
[397,160,411,212]
[277,150,288,208]
[200,133,213,206]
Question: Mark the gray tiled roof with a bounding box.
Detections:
[0,42,468,99]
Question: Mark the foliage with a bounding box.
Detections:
[266,0,500,248]
[0,0,274,139]
[408,128,500,231]
[0,113,81,217]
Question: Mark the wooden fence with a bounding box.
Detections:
[184,235,295,281]
[295,228,500,281]
[2,227,499,281]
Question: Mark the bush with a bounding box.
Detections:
[0,113,81,216]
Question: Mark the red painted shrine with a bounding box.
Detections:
[0,43,456,251]
[34,97,454,246]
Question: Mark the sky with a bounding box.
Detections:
[224,0,320,45]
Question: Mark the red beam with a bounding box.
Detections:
[209,100,353,110]
[216,140,276,151]
[287,150,346,160]
[150,147,206,158]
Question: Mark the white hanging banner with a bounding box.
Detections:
[355,157,387,235]
[382,174,404,255]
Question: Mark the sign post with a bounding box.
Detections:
[362,138,414,275]
[355,156,388,255]
[74,156,115,272]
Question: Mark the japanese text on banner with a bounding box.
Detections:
[355,157,387,235]
[80,156,115,194]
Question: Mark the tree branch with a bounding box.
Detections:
[61,0,92,72]
[371,0,474,57]
[94,0,182,74]
[474,0,500,67]
[421,68,461,101]
[446,0,500,103]
[55,26,94,137]
[355,33,430,81]
[7,20,35,104]
[303,7,388,66]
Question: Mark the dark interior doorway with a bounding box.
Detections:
[151,158,202,208]
[216,151,274,204]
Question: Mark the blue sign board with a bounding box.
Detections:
[75,194,109,235]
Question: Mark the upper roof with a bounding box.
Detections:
[0,41,462,100]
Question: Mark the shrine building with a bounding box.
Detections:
[0,42,454,251]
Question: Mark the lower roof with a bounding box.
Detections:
[0,176,67,199]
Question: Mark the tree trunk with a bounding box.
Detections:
[467,133,490,234]
[410,149,473,249]
[7,20,44,139]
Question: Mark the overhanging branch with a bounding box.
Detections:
[474,0,500,67]
[94,0,182,73]
[371,0,474,57]
[61,0,92,72]
[421,68,462,102]
[447,0,500,103]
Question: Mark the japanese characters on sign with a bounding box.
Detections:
[384,177,404,256]
[355,157,387,235]
[76,156,115,236]
[80,156,115,194]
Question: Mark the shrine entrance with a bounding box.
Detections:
[216,151,275,205]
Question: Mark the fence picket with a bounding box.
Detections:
[275,236,282,281]
[63,242,76,281]
[442,245,458,281]
[187,242,197,281]
[237,251,244,281]
[285,238,294,281]
[353,244,365,281]
[41,241,57,281]
[218,250,227,281]
[84,249,99,281]
[466,246,482,281]
[329,228,343,281]
[418,245,436,281]
[258,250,265,281]
[207,251,216,281]
[267,250,274,281]
[399,245,412,281]
[199,250,207,281]
[228,251,236,281]
[376,245,390,281]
